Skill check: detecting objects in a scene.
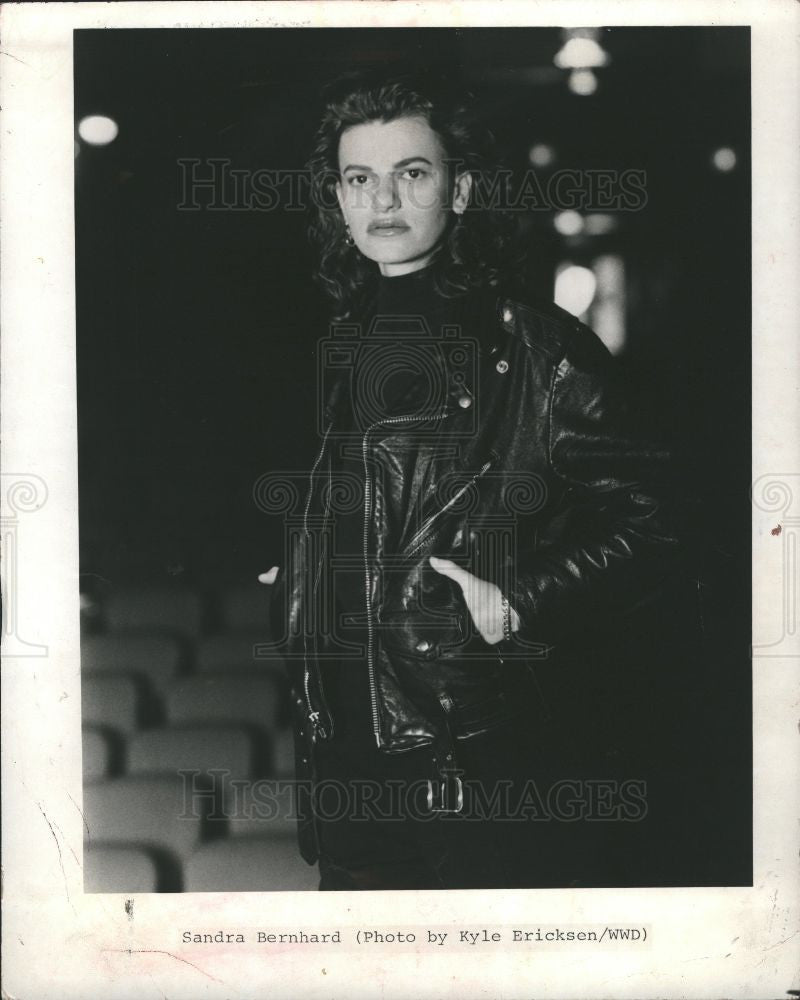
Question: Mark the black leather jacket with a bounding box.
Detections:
[275,281,681,856]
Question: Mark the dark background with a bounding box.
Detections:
[75,27,751,884]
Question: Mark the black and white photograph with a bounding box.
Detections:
[75,23,751,894]
[1,3,798,998]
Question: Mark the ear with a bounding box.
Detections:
[452,170,473,215]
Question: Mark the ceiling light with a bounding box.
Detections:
[77,115,119,146]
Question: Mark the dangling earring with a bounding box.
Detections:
[344,224,355,247]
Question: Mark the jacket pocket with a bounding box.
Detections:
[378,607,507,717]
[439,689,522,740]
[377,607,465,662]
[400,453,496,560]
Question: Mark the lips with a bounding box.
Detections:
[368,221,410,235]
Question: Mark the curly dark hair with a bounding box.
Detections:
[306,68,517,320]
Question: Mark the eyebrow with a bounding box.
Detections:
[341,156,434,173]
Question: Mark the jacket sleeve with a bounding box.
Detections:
[507,324,684,646]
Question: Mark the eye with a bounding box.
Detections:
[347,174,370,186]
[402,167,426,180]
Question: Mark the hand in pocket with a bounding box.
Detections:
[429,556,520,645]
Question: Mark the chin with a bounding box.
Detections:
[360,249,413,266]
[361,241,432,267]
[376,252,418,266]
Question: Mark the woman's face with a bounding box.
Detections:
[335,115,471,277]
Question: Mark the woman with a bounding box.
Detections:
[261,69,680,890]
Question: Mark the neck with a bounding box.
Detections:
[379,262,434,281]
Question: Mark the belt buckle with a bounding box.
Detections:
[426,773,464,814]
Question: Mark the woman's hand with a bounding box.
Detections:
[258,566,279,585]
[429,556,520,645]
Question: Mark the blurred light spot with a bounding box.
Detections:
[584,213,618,236]
[79,591,103,627]
[554,36,609,70]
[554,211,584,237]
[712,147,737,172]
[568,69,598,96]
[529,143,556,168]
[78,115,119,146]
[554,264,597,318]
[591,254,626,355]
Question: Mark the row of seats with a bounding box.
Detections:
[80,585,317,892]
[83,767,318,891]
[82,633,287,685]
[84,772,303,848]
[82,711,313,890]
[85,838,319,893]
[83,772,317,891]
[82,722,296,782]
[82,584,276,637]
[82,670,287,735]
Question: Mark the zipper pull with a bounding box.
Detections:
[308,710,330,742]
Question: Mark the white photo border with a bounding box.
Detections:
[1,2,798,998]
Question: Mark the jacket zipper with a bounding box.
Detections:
[404,458,494,559]
[303,423,332,740]
[362,411,449,748]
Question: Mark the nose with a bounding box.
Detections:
[372,174,400,213]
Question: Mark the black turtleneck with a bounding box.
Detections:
[354,264,460,422]
[374,262,454,322]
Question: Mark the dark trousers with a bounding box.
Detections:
[313,714,591,890]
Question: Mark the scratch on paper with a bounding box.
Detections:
[36,800,72,907]
[759,928,800,956]
[103,949,224,984]
[52,817,80,867]
[0,50,30,68]
[68,790,90,840]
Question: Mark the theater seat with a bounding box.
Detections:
[82,673,140,736]
[81,634,183,697]
[104,587,204,638]
[84,844,158,893]
[83,775,203,864]
[128,725,254,782]
[82,726,113,782]
[195,633,284,675]
[184,837,319,891]
[224,776,299,840]
[165,675,281,734]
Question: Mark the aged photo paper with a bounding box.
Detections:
[1,1,798,997]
